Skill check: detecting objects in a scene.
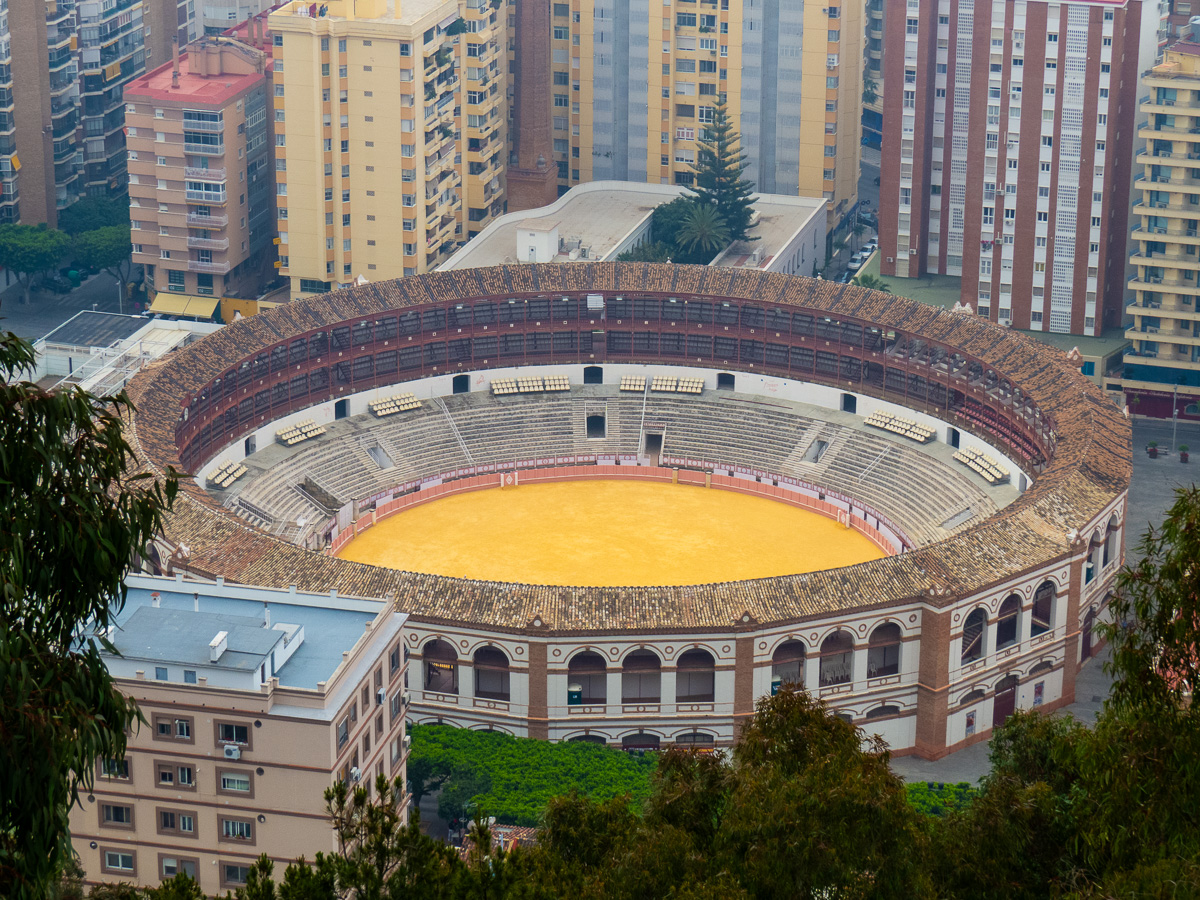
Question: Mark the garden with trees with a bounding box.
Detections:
[5,302,1200,897]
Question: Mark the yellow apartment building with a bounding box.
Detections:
[1121,41,1200,414]
[70,575,410,896]
[519,0,862,233]
[270,0,506,300]
[126,38,275,306]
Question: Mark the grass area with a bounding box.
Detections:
[859,254,963,309]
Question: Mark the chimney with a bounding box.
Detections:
[263,602,271,628]
[193,591,200,612]
[209,630,229,662]
[151,591,161,608]
[171,38,181,88]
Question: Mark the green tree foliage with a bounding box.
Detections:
[0,223,72,304]
[57,196,131,236]
[851,273,892,293]
[73,225,135,285]
[614,197,725,265]
[689,99,757,241]
[676,202,731,259]
[903,781,976,817]
[409,724,656,826]
[0,333,179,900]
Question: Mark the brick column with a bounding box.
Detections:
[507,0,559,211]
[1061,551,1085,705]
[527,641,548,740]
[914,606,951,759]
[732,636,756,738]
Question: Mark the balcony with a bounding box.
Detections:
[185,166,226,180]
[182,118,224,133]
[187,212,228,226]
[186,189,226,203]
[187,236,229,250]
[188,259,231,274]
[184,142,224,156]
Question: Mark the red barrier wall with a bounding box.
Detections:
[328,466,897,559]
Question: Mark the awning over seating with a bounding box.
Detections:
[147,293,220,319]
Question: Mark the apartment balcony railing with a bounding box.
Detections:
[182,118,224,133]
[184,142,224,156]
[187,212,228,226]
[187,236,229,250]
[185,166,226,180]
[186,189,226,203]
[188,259,231,274]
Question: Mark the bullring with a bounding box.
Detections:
[125,263,1130,759]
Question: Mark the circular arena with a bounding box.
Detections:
[127,263,1131,759]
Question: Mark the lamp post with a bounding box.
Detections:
[1172,381,1179,457]
[116,279,124,316]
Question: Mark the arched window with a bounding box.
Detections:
[1082,606,1096,660]
[621,732,660,752]
[865,704,900,720]
[771,640,806,692]
[568,650,607,705]
[622,649,661,704]
[473,646,510,701]
[1031,581,1055,636]
[866,623,901,678]
[959,689,986,707]
[674,732,715,748]
[996,594,1021,650]
[961,608,987,664]
[1104,516,1119,568]
[676,648,715,703]
[818,631,854,687]
[569,734,607,745]
[423,639,457,695]
[1028,661,1054,677]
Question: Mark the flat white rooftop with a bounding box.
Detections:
[440,181,826,273]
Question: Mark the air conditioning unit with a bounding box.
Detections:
[376,688,386,706]
[402,734,412,750]
[350,766,362,783]
[401,689,411,706]
[887,256,895,263]
[223,744,241,760]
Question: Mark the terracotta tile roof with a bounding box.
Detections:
[125,264,1131,633]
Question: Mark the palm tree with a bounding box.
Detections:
[678,202,731,257]
[851,273,892,293]
[849,222,866,253]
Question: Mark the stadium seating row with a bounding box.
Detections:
[369,393,421,417]
[276,419,327,446]
[953,447,1010,485]
[864,410,936,444]
[206,459,247,489]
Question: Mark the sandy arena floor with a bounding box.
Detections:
[337,479,883,586]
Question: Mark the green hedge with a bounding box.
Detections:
[904,781,976,817]
[410,724,657,827]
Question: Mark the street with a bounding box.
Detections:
[0,271,136,342]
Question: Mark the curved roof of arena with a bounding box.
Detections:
[125,263,1131,633]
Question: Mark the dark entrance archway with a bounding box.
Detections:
[583,365,603,384]
[453,373,469,393]
[586,414,606,438]
[993,674,1019,727]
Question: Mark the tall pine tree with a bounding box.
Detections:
[690,100,757,242]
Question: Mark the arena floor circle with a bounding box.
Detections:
[335,479,884,586]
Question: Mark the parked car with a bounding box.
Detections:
[836,269,854,283]
[41,274,73,294]
[862,238,878,254]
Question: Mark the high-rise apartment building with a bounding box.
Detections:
[126,37,273,300]
[143,0,198,71]
[69,576,410,896]
[270,0,506,300]
[512,0,862,231]
[879,0,1159,336]
[78,0,148,197]
[0,10,14,224]
[1122,40,1200,411]
[9,0,82,224]
[863,0,884,148]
